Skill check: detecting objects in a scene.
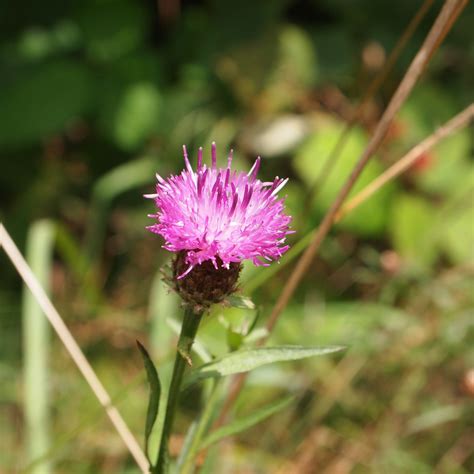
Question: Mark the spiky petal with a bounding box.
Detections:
[147,143,292,278]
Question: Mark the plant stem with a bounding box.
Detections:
[212,0,467,432]
[335,103,474,221]
[154,307,203,473]
[178,381,221,474]
[0,223,149,473]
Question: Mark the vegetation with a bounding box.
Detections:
[0,1,473,473]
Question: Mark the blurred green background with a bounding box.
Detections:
[1,0,473,473]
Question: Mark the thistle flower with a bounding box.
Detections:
[147,143,292,308]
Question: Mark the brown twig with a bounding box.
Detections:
[0,224,149,473]
[336,103,474,222]
[214,0,467,430]
[303,0,435,210]
[426,0,468,66]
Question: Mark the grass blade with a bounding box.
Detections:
[137,341,162,465]
[201,395,295,449]
[0,223,149,472]
[84,157,157,262]
[22,219,55,473]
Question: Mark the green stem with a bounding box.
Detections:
[178,381,221,474]
[153,307,202,473]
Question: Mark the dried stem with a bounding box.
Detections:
[0,224,149,473]
[267,0,465,343]
[304,0,435,208]
[214,0,467,430]
[336,103,474,221]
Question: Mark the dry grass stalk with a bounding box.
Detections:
[214,0,467,432]
[0,224,149,473]
[336,103,474,222]
[304,0,435,207]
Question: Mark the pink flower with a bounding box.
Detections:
[147,143,292,278]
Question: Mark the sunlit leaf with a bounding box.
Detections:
[136,341,161,464]
[439,183,474,264]
[224,295,256,310]
[294,117,394,236]
[184,345,344,388]
[389,193,438,268]
[406,404,463,435]
[201,395,295,449]
[176,422,198,470]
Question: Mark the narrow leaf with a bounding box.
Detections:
[184,345,344,388]
[137,340,161,463]
[225,295,256,309]
[23,220,55,472]
[201,395,295,449]
[244,327,268,343]
[176,422,198,469]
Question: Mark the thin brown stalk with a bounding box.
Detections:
[336,103,474,222]
[304,0,435,208]
[426,0,468,66]
[0,224,149,473]
[268,0,465,345]
[214,0,466,430]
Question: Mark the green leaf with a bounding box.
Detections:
[0,60,92,148]
[415,131,471,195]
[201,395,295,449]
[99,81,162,151]
[226,327,244,351]
[294,118,394,236]
[148,268,180,360]
[439,182,474,264]
[224,294,256,310]
[276,302,411,353]
[22,220,55,472]
[136,341,161,464]
[184,345,344,388]
[176,422,198,470]
[389,193,438,269]
[243,327,269,343]
[406,404,463,435]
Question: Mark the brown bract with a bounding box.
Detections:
[173,251,242,312]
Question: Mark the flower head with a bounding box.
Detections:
[147,143,292,280]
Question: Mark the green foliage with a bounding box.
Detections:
[1,0,473,472]
[224,295,256,310]
[200,395,295,449]
[294,117,395,236]
[136,341,161,465]
[99,82,162,151]
[439,184,474,264]
[85,157,157,261]
[76,0,149,61]
[0,61,92,148]
[390,193,438,269]
[22,220,55,473]
[184,345,344,387]
[277,302,411,352]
